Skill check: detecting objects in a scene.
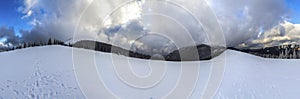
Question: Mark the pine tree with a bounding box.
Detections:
[279,51,284,58]
[53,39,57,45]
[68,42,72,47]
[284,48,288,59]
[48,38,52,45]
[298,51,300,59]
[23,43,27,48]
[293,49,297,59]
[33,42,36,46]
[39,41,43,46]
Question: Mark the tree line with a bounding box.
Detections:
[7,38,72,51]
[236,44,300,59]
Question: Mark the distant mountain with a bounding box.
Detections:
[166,44,226,61]
[73,40,226,61]
[73,40,151,59]
[229,44,300,59]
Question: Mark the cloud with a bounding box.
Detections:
[1,0,92,47]
[11,0,212,48]
[237,21,300,48]
[0,0,295,50]
[21,10,33,19]
[18,0,93,42]
[0,42,5,47]
[113,0,291,48]
[19,0,38,18]
[0,26,20,46]
[209,0,289,47]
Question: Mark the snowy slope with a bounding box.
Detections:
[0,46,84,98]
[216,50,300,99]
[0,46,300,99]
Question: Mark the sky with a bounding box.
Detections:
[0,0,32,35]
[0,0,300,49]
[287,0,300,23]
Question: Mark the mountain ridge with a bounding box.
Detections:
[73,40,226,61]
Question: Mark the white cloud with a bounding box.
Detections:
[209,0,289,46]
[238,21,300,48]
[29,19,41,26]
[0,42,4,46]
[24,0,38,11]
[19,0,38,18]
[21,10,33,19]
[1,0,292,49]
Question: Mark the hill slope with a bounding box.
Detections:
[0,46,300,98]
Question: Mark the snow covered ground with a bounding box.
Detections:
[1,45,300,99]
[216,50,300,99]
[0,46,84,98]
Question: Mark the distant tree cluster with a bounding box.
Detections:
[7,38,72,51]
[73,40,151,59]
[239,44,300,59]
[47,38,71,46]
